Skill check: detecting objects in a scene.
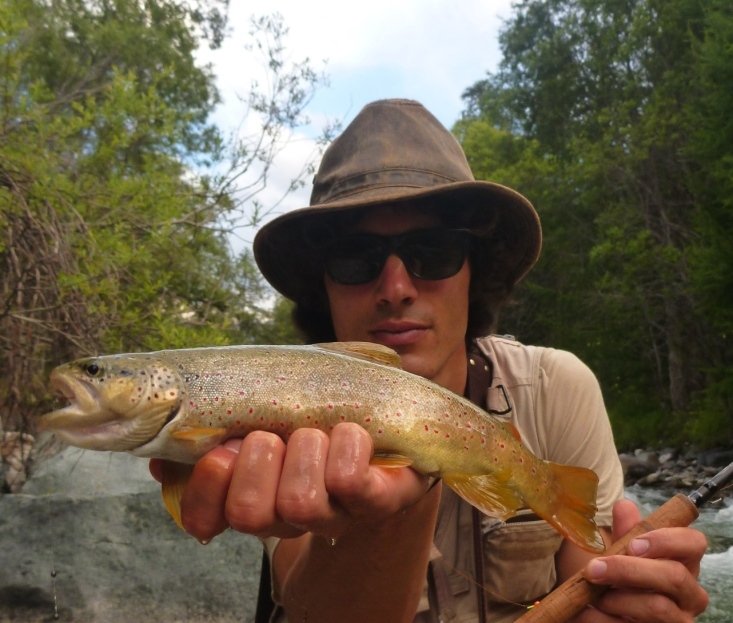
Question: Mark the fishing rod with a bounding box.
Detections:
[517,460,733,623]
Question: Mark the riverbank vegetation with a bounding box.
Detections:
[456,0,733,450]
[0,0,321,450]
[1,0,732,478]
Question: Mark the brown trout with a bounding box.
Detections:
[39,341,605,552]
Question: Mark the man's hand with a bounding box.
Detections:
[575,499,709,622]
[148,422,431,544]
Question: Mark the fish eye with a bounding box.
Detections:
[85,363,101,376]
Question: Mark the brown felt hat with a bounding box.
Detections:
[253,98,541,303]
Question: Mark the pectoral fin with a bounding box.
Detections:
[170,426,228,441]
[161,461,195,530]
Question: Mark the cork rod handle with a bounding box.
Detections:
[516,493,699,623]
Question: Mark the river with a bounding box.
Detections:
[626,486,733,622]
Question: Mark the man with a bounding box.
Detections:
[150,99,709,622]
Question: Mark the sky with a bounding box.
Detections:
[196,0,515,244]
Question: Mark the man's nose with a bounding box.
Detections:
[375,254,418,305]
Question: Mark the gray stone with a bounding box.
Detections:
[0,446,262,622]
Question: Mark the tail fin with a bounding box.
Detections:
[443,462,605,553]
[544,462,605,553]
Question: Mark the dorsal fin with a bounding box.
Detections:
[314,342,402,369]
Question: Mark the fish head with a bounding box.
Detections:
[39,355,184,452]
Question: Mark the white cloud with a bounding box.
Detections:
[197,0,515,243]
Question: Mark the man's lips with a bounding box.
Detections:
[369,321,429,346]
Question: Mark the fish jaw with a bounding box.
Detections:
[41,369,107,430]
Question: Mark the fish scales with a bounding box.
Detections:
[39,341,605,553]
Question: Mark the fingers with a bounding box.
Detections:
[579,499,710,622]
[179,441,240,541]
[611,498,641,542]
[173,423,428,544]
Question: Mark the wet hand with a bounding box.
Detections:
[149,422,431,544]
[575,499,709,622]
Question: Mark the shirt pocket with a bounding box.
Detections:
[482,509,564,606]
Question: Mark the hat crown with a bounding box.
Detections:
[312,99,475,206]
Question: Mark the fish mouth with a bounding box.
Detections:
[39,371,105,431]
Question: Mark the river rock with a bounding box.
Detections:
[0,445,262,623]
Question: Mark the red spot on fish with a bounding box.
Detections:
[424,425,429,431]
[248,407,253,414]
[314,420,319,425]
[239,391,245,396]
[327,404,333,409]
[500,443,505,449]
[340,415,345,421]
[154,393,159,399]
[227,409,232,415]
[434,429,439,434]
[214,397,219,402]
[519,457,524,463]
[295,404,301,409]
[306,415,311,420]
[280,422,285,428]
[465,423,472,429]
[364,417,371,423]
[481,438,486,445]
[189,401,194,407]
[235,420,241,425]
[272,400,278,406]
[377,429,383,435]
[444,413,450,419]
[445,434,450,438]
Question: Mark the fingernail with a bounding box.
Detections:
[629,538,650,556]
[223,438,242,453]
[586,559,607,581]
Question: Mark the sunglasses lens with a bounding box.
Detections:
[325,237,386,285]
[402,230,469,280]
[325,229,470,285]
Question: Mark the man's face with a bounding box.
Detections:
[323,207,470,395]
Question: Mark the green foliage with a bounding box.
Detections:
[0,0,321,435]
[459,0,733,449]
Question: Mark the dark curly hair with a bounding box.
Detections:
[287,198,517,344]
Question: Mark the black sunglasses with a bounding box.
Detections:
[324,228,473,286]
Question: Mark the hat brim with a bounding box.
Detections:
[253,180,542,303]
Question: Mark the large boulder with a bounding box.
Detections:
[0,446,262,622]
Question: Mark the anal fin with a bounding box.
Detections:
[443,472,523,521]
